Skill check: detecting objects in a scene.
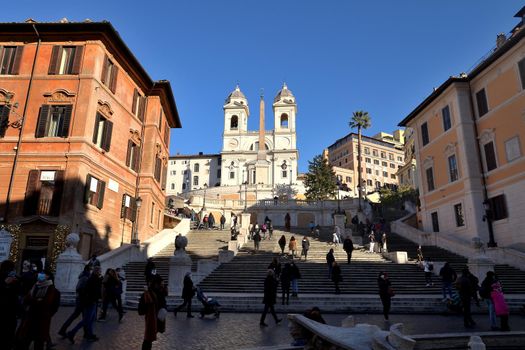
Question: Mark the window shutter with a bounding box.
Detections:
[120,194,127,218]
[10,46,24,75]
[132,145,140,172]
[101,55,109,84]
[130,197,137,222]
[84,174,92,204]
[102,120,113,152]
[96,180,106,209]
[161,164,167,190]
[60,105,73,137]
[138,97,145,121]
[110,66,118,93]
[0,105,9,138]
[50,170,64,216]
[48,46,61,75]
[23,170,41,216]
[126,140,133,167]
[71,45,84,75]
[0,47,3,67]
[35,105,50,138]
[92,113,100,144]
[132,89,138,114]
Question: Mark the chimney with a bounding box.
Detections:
[496,33,507,49]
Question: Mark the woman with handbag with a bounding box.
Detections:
[377,272,393,321]
[138,275,167,350]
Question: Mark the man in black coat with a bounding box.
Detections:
[457,268,476,328]
[174,272,195,318]
[343,237,354,264]
[326,249,335,278]
[259,270,282,326]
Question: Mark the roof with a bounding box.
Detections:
[327,132,399,151]
[399,20,525,127]
[225,85,246,103]
[274,83,295,103]
[0,20,181,128]
[170,153,221,159]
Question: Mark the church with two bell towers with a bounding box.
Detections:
[220,84,298,190]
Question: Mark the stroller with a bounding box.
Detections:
[196,287,221,318]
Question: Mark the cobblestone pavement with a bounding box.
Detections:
[47,307,525,350]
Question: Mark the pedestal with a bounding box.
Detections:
[55,233,84,293]
[468,255,495,281]
[168,250,192,296]
[240,212,251,238]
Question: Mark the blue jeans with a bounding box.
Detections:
[70,303,97,337]
[442,282,453,299]
[291,279,299,294]
[486,299,497,328]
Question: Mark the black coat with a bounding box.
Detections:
[82,274,102,305]
[331,265,342,282]
[262,275,278,305]
[343,238,354,253]
[378,277,391,298]
[181,275,195,300]
[326,252,335,266]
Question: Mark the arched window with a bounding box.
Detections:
[230,115,238,130]
[280,114,289,128]
[194,163,200,172]
[250,142,269,151]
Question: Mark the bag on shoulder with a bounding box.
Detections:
[388,287,396,297]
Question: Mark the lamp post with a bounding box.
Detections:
[483,200,497,247]
[202,183,208,211]
[131,196,142,245]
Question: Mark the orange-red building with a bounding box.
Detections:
[0,20,181,263]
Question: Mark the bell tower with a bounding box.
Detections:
[223,85,249,134]
[273,83,296,134]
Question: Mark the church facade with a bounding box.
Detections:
[166,84,299,197]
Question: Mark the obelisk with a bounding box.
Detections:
[255,91,269,184]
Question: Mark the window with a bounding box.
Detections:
[421,122,429,146]
[431,212,439,232]
[131,89,146,121]
[193,175,199,186]
[476,89,488,117]
[35,105,72,138]
[366,168,372,174]
[346,176,352,183]
[194,163,200,172]
[23,170,64,216]
[154,156,162,182]
[367,179,372,186]
[120,194,136,221]
[126,140,140,172]
[229,171,235,179]
[374,160,379,165]
[390,174,396,179]
[365,158,371,163]
[48,46,83,75]
[426,167,435,191]
[390,163,395,168]
[448,154,458,182]
[0,104,10,137]
[397,156,403,162]
[383,171,388,177]
[0,46,23,75]
[373,149,378,156]
[442,105,452,131]
[182,183,186,190]
[375,170,379,176]
[101,55,118,93]
[280,113,288,128]
[170,170,176,175]
[381,152,386,159]
[518,57,525,90]
[454,203,464,227]
[364,147,370,155]
[170,183,175,190]
[230,115,238,130]
[92,113,113,151]
[282,170,287,178]
[488,194,508,221]
[505,136,521,162]
[84,174,105,209]
[483,141,497,171]
[382,161,387,167]
[389,153,394,160]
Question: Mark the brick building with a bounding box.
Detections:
[0,20,181,263]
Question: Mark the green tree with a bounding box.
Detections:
[304,155,338,200]
[349,110,371,211]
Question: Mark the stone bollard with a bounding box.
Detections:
[468,335,486,350]
[55,233,85,293]
[341,315,355,328]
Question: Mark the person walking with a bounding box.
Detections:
[267,257,282,280]
[314,224,321,240]
[173,272,195,318]
[377,272,392,321]
[285,213,291,232]
[491,280,510,331]
[480,271,498,330]
[280,262,291,305]
[416,246,424,263]
[326,248,335,279]
[289,236,297,259]
[331,261,342,294]
[423,259,434,287]
[58,266,90,338]
[332,230,340,247]
[290,261,301,297]
[99,268,124,322]
[144,258,156,284]
[220,214,226,230]
[301,236,310,261]
[208,213,215,229]
[138,275,168,350]
[439,262,457,301]
[343,236,354,264]
[308,221,315,234]
[259,270,282,327]
[457,268,476,328]
[0,260,20,350]
[253,230,261,253]
[368,231,376,253]
[268,223,274,240]
[261,222,267,240]
[86,254,101,270]
[16,269,61,350]
[278,235,286,255]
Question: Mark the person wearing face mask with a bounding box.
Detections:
[16,269,61,350]
[0,260,20,350]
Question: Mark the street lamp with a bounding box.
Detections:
[202,183,208,211]
[131,196,142,245]
[483,200,497,247]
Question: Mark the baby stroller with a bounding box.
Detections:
[196,287,220,318]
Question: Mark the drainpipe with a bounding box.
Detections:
[3,24,41,223]
[467,81,497,247]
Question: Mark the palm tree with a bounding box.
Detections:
[349,110,371,211]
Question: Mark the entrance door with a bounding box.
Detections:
[21,235,50,270]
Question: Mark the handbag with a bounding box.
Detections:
[387,287,395,297]
[157,307,168,322]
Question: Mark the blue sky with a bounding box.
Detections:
[3,1,524,172]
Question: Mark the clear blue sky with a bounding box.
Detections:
[3,1,524,172]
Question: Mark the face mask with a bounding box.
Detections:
[37,273,46,282]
